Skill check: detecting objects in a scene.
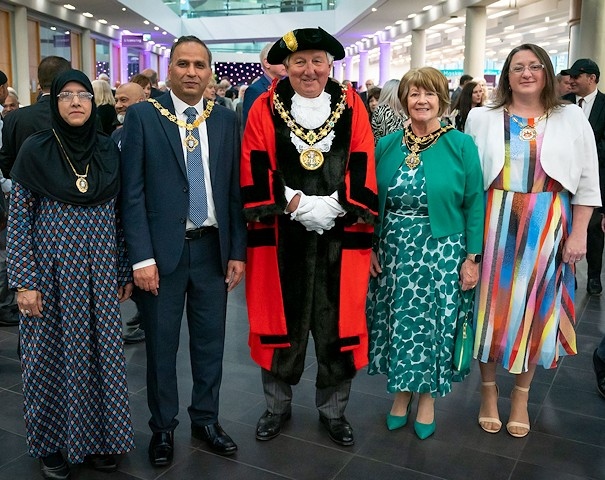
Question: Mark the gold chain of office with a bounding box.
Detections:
[149,98,215,152]
[403,124,454,169]
[273,88,347,170]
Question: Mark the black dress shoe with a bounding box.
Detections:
[593,349,605,399]
[148,431,174,467]
[40,453,70,480]
[191,422,237,456]
[85,454,117,472]
[587,278,603,295]
[255,409,291,441]
[319,414,355,446]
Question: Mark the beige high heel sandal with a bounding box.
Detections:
[507,385,530,438]
[478,381,502,434]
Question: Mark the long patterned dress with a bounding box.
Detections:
[7,183,135,463]
[367,163,467,397]
[474,113,576,374]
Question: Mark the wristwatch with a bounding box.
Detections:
[467,254,482,263]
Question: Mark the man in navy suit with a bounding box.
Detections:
[241,41,286,128]
[120,35,247,467]
[562,59,605,295]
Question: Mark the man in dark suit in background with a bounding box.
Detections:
[120,35,246,468]
[241,41,286,128]
[0,56,70,178]
[562,59,605,295]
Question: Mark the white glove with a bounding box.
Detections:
[296,192,345,234]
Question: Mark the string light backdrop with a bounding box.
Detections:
[214,61,264,86]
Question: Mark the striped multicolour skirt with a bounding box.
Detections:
[473,188,577,374]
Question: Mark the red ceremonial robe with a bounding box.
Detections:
[241,78,378,377]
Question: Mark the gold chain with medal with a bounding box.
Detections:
[273,87,347,170]
[403,124,453,169]
[52,129,90,193]
[504,107,547,141]
[149,98,214,152]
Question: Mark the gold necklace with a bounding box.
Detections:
[504,107,547,141]
[52,129,90,193]
[273,88,347,170]
[402,124,453,169]
[149,98,214,152]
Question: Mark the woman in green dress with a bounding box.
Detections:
[367,67,484,439]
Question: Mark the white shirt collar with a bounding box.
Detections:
[170,91,205,118]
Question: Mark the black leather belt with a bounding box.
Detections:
[185,226,217,240]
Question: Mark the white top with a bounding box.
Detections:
[465,104,601,207]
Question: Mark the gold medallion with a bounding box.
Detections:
[300,148,324,170]
[519,126,537,141]
[405,152,421,169]
[76,176,89,193]
[184,133,199,152]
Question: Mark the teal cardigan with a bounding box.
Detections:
[375,128,485,254]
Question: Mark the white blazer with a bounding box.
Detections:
[465,104,601,207]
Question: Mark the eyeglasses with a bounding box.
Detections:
[57,91,94,102]
[510,64,545,75]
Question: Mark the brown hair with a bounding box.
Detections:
[398,67,450,117]
[492,43,564,112]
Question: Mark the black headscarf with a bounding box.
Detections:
[11,69,120,206]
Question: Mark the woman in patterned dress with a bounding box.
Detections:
[465,44,601,438]
[367,67,484,440]
[371,79,407,145]
[7,70,135,479]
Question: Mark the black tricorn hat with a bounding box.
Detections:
[267,27,345,65]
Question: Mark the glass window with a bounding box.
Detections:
[39,23,71,61]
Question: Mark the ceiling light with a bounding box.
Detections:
[162,31,167,35]
[50,26,57,31]
[122,7,126,11]
[530,27,548,34]
[541,42,550,46]
[154,26,160,31]
[487,38,500,44]
[385,25,392,30]
[408,13,417,19]
[428,32,440,39]
[559,22,568,27]
[504,25,515,31]
[111,25,119,30]
[144,20,150,25]
[371,8,377,12]
[505,32,522,39]
[488,10,512,19]
[549,49,558,54]
[395,20,403,25]
[545,16,550,22]
[63,4,75,10]
[423,5,433,11]
[98,19,107,24]
[445,27,459,34]
[82,12,93,18]
[65,31,70,34]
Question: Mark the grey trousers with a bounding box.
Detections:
[261,368,351,419]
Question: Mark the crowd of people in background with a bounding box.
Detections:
[1,26,605,480]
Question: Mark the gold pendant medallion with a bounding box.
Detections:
[405,152,421,169]
[299,148,324,170]
[518,126,537,141]
[184,133,199,152]
[76,176,89,193]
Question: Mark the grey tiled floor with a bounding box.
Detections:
[0,263,604,480]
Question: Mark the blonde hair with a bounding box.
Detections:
[398,67,450,117]
[92,79,115,106]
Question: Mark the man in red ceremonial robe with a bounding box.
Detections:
[241,27,378,446]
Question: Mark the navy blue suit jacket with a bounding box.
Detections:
[119,93,246,275]
[242,74,272,128]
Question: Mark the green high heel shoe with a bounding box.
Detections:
[386,393,413,431]
[413,419,436,439]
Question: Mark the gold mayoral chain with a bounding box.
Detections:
[403,124,453,169]
[273,88,347,171]
[504,107,547,142]
[149,98,214,152]
[52,129,90,193]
